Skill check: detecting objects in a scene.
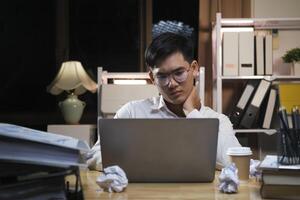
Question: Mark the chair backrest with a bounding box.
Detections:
[97,66,205,118]
[97,67,158,118]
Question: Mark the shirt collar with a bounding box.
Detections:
[150,95,166,110]
[150,95,203,113]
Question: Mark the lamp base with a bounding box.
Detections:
[59,93,86,124]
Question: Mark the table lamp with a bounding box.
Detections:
[47,61,97,124]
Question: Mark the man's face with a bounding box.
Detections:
[150,52,198,105]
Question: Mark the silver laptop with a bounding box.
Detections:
[99,118,219,183]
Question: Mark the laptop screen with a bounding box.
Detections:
[99,118,219,183]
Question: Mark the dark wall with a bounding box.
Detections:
[0,1,56,112]
[0,0,142,129]
[153,0,199,56]
[0,1,60,129]
[0,0,199,129]
[69,0,140,73]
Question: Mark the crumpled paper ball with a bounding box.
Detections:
[218,163,239,193]
[249,159,261,179]
[96,165,128,193]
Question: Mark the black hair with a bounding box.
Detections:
[145,32,194,68]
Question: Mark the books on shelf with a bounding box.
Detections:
[217,15,300,130]
[259,155,300,199]
[222,32,273,76]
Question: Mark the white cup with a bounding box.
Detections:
[227,147,252,181]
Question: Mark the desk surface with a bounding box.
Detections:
[81,170,262,200]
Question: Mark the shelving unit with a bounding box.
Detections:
[235,129,276,135]
[220,75,300,80]
[212,13,300,135]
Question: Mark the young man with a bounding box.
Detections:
[87,32,241,170]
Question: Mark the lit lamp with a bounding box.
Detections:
[47,61,97,124]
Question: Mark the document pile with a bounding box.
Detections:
[0,123,89,200]
[259,155,300,199]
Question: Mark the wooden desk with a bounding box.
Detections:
[80,170,262,200]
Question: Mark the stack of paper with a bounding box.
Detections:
[0,123,89,199]
[259,155,300,199]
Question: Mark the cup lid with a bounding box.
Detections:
[226,147,252,156]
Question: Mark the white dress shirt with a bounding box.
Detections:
[89,95,241,170]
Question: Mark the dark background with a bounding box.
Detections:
[0,0,198,130]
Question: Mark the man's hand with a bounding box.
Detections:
[183,86,201,115]
[84,140,103,171]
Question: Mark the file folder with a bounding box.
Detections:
[229,80,259,128]
[255,35,264,75]
[223,32,239,76]
[0,123,89,168]
[262,89,277,129]
[240,79,271,128]
[239,32,254,76]
[265,35,273,75]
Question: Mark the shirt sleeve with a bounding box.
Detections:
[114,102,133,118]
[87,102,134,170]
[186,108,241,168]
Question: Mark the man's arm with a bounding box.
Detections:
[86,102,133,170]
[114,102,133,118]
[182,86,201,116]
[187,109,241,168]
[183,86,241,168]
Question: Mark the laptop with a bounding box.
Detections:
[99,118,219,183]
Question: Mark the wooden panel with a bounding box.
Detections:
[198,0,251,107]
[80,170,262,199]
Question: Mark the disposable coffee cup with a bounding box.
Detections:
[227,147,252,181]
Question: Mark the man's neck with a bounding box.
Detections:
[164,100,186,117]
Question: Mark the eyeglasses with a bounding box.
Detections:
[153,66,191,87]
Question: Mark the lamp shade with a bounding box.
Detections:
[47,61,97,95]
